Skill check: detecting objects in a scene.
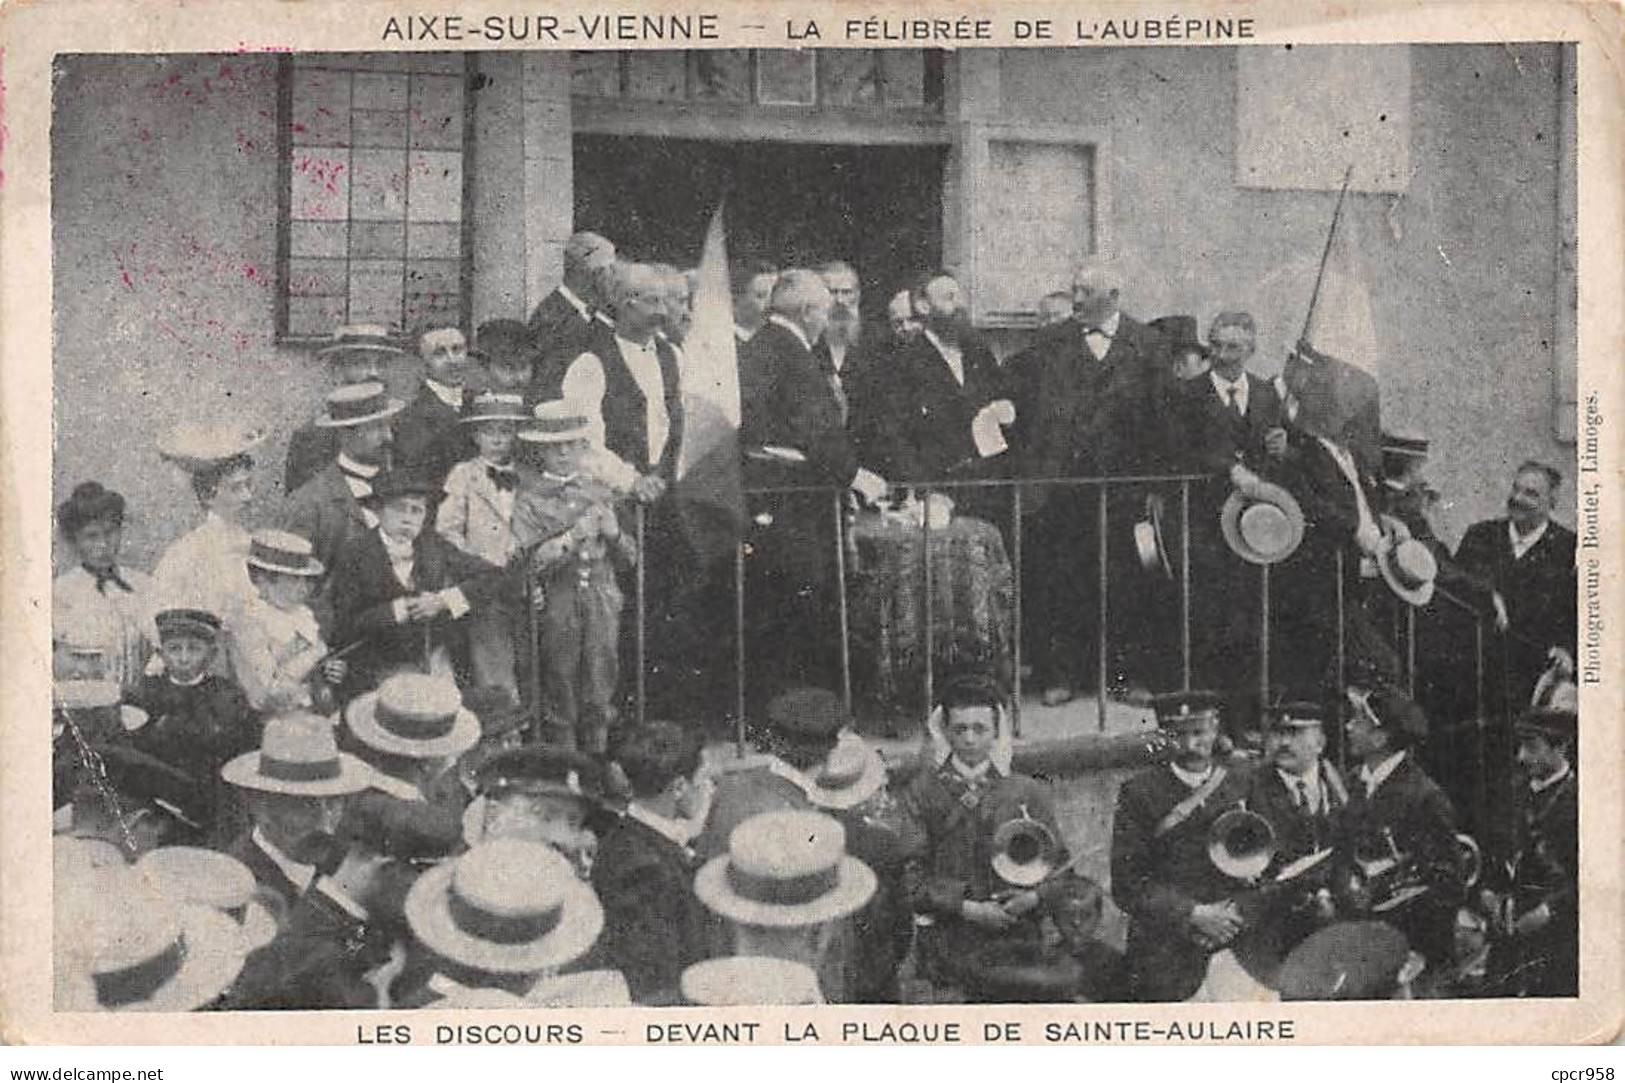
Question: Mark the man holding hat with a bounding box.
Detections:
[280,380,406,581]
[285,325,407,494]
[1110,689,1258,1001]
[1337,685,1463,966]
[393,326,479,490]
[327,464,506,697]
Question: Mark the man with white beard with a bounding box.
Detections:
[811,260,879,432]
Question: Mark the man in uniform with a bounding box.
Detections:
[1109,690,1256,1002]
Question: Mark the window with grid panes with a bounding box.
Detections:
[571,49,941,111]
[277,54,472,341]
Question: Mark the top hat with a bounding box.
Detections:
[765,687,851,752]
[156,421,268,473]
[693,810,877,928]
[154,608,222,642]
[474,319,536,369]
[55,864,247,1012]
[1277,920,1412,1000]
[316,324,407,362]
[1375,517,1437,607]
[345,673,482,760]
[245,530,324,578]
[519,400,593,444]
[459,391,531,425]
[136,846,278,952]
[804,735,887,811]
[680,957,824,1006]
[1264,700,1330,729]
[1151,689,1224,728]
[1149,314,1207,357]
[313,381,407,428]
[371,465,442,503]
[403,838,604,975]
[220,713,376,798]
[1220,481,1305,565]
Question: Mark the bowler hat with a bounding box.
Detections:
[693,810,876,928]
[1277,921,1412,1000]
[403,838,604,975]
[313,381,406,428]
[519,400,593,444]
[317,324,406,362]
[805,735,888,811]
[1514,705,1577,745]
[459,391,531,425]
[154,608,222,642]
[1149,314,1207,357]
[765,687,850,751]
[1220,481,1305,565]
[156,421,268,473]
[221,713,375,798]
[245,530,324,578]
[680,957,824,1005]
[1375,517,1437,607]
[346,673,482,760]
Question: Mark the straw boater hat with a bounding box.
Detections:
[137,846,278,952]
[459,391,531,425]
[693,809,876,928]
[55,863,247,1012]
[804,734,888,811]
[680,957,825,1006]
[1220,480,1305,565]
[313,380,407,428]
[156,420,268,473]
[403,838,605,975]
[346,673,482,760]
[316,324,407,362]
[245,529,325,578]
[1375,516,1438,607]
[520,400,593,444]
[1133,493,1173,578]
[221,713,375,798]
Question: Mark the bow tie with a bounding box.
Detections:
[85,565,133,594]
[487,465,519,492]
[1081,325,1112,339]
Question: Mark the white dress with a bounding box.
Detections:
[52,563,155,694]
[150,512,257,619]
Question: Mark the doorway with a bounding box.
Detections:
[573,134,946,321]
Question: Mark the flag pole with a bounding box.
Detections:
[1298,163,1357,345]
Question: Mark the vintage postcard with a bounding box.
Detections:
[1,0,1620,1047]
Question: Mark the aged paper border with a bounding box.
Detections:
[2,0,1620,1046]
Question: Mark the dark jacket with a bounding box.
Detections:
[392,383,471,490]
[126,673,257,841]
[851,330,1005,485]
[1454,516,1578,689]
[283,422,337,497]
[528,287,600,396]
[1172,371,1286,478]
[740,319,859,488]
[590,814,707,1006]
[327,527,507,695]
[279,461,377,589]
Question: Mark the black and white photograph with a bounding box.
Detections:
[11,12,1619,1044]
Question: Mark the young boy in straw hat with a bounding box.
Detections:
[228,529,344,714]
[511,399,638,753]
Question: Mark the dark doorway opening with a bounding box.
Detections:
[574,134,946,321]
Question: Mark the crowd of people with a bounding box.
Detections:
[51,228,1580,1008]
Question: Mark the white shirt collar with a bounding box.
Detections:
[1359,750,1407,794]
[336,452,380,479]
[1276,764,1322,804]
[1211,368,1248,393]
[615,331,655,356]
[1169,761,1215,790]
[379,528,416,560]
[1509,518,1550,559]
[425,377,464,410]
[768,313,812,352]
[1082,311,1121,337]
[948,754,997,781]
[253,826,316,893]
[626,802,696,848]
[167,671,209,689]
[734,324,755,344]
[558,283,591,320]
[1529,761,1571,796]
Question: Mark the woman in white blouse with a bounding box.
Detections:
[150,423,266,626]
[52,481,154,693]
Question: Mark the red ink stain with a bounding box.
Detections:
[291,122,307,134]
[120,270,134,290]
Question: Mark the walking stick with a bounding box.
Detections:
[527,570,544,744]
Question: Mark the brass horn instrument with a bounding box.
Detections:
[991,804,1060,888]
[1208,807,1278,882]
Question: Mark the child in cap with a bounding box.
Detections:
[437,391,537,697]
[510,400,638,754]
[229,530,344,714]
[126,608,256,841]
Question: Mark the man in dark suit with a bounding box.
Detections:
[391,327,475,490]
[326,466,506,697]
[1454,461,1578,706]
[280,381,404,590]
[1001,260,1171,704]
[284,325,407,495]
[1170,312,1289,703]
[593,722,711,1005]
[529,230,617,397]
[810,260,879,438]
[1110,691,1258,1002]
[851,271,1009,496]
[738,269,889,700]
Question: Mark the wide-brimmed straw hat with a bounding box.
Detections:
[346,673,481,760]
[316,324,407,362]
[55,864,247,1012]
[459,391,531,425]
[136,846,278,952]
[220,713,375,798]
[313,381,406,428]
[1220,481,1305,565]
[680,957,824,1005]
[403,838,604,975]
[519,400,593,444]
[245,530,324,578]
[694,810,876,928]
[1133,497,1173,578]
[1375,516,1437,606]
[156,421,268,473]
[804,735,887,811]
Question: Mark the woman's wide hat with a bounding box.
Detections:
[1220,480,1305,565]
[693,810,876,928]
[157,421,268,473]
